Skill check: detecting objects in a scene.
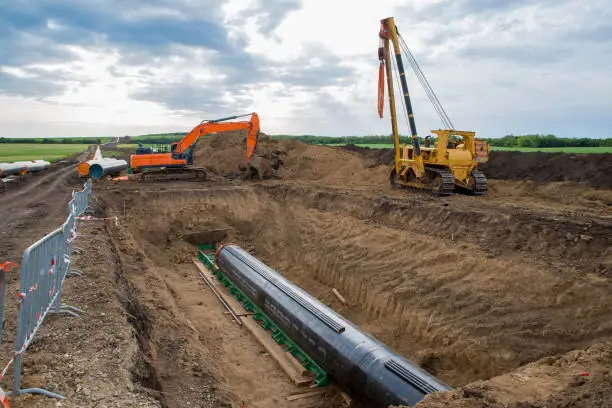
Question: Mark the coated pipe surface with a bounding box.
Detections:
[77,162,90,176]
[14,160,50,173]
[215,245,451,408]
[0,162,28,178]
[88,159,128,179]
[78,157,111,176]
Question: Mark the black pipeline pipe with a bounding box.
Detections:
[215,245,450,408]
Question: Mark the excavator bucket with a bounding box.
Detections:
[248,157,268,180]
[182,228,228,247]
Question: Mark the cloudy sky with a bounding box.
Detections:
[0,0,610,138]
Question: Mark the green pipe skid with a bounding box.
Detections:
[197,245,328,386]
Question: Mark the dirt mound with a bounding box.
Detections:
[335,145,612,189]
[416,341,612,408]
[193,133,388,185]
[479,151,612,188]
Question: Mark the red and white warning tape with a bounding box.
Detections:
[76,215,118,225]
[0,255,69,386]
[0,262,15,273]
[0,386,9,407]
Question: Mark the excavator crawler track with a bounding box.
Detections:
[470,170,487,195]
[425,167,456,196]
[140,167,207,182]
[390,167,455,196]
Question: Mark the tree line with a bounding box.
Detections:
[484,134,612,147]
[1,134,611,148]
[0,137,113,144]
[274,134,612,148]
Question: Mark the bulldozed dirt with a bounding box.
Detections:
[2,136,612,407]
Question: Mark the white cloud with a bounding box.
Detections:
[0,0,611,138]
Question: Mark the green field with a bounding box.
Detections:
[489,146,612,153]
[0,144,89,162]
[326,143,395,148]
[323,143,612,153]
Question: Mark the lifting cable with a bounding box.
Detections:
[397,33,455,130]
[398,35,452,129]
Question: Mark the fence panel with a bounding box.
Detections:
[71,178,92,216]
[11,180,89,399]
[0,262,16,348]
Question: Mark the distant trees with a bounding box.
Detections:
[0,137,111,144]
[275,134,612,148]
[484,134,612,148]
[1,133,611,148]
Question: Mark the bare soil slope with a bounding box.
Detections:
[3,135,612,408]
[340,144,612,188]
[193,132,388,185]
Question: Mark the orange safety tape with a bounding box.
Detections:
[0,262,15,272]
[0,386,10,408]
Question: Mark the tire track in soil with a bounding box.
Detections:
[0,165,80,260]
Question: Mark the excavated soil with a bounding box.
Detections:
[338,144,612,189]
[2,136,612,407]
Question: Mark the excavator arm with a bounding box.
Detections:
[172,112,260,164]
[130,112,261,177]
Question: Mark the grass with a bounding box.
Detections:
[488,146,612,153]
[322,143,612,153]
[0,144,90,162]
[326,143,395,148]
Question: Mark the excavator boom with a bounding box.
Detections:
[130,112,260,179]
[172,113,260,163]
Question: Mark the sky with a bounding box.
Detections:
[0,0,611,138]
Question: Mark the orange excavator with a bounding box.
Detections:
[130,112,261,181]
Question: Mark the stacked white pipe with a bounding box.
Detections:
[0,160,51,178]
[77,146,128,179]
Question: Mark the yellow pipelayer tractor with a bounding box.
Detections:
[378,17,490,195]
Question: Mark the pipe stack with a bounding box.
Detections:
[14,160,51,173]
[0,162,29,178]
[88,158,128,179]
[1,160,52,178]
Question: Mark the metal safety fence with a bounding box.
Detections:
[0,179,93,400]
[71,178,92,216]
[0,262,16,348]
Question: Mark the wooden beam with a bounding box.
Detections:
[193,259,313,386]
[332,288,348,306]
[285,389,328,401]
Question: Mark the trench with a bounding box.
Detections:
[98,182,612,402]
[104,222,168,408]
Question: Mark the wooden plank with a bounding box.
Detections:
[340,391,354,407]
[331,288,348,306]
[193,259,313,386]
[285,389,328,401]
